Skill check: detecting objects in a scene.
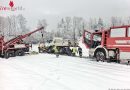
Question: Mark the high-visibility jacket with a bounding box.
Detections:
[72,47,77,54]
[53,46,58,53]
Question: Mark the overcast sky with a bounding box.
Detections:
[0,0,130,31]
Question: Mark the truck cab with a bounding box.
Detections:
[83,25,130,63]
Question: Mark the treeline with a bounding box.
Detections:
[0,15,130,43]
[0,15,52,43]
[0,14,29,41]
[54,16,130,41]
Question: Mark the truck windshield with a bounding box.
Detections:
[91,34,101,48]
[93,35,101,41]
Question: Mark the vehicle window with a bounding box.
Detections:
[91,34,101,48]
[128,27,130,37]
[93,35,101,41]
[110,28,126,37]
[84,32,91,47]
[85,32,91,40]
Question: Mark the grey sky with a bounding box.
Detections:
[0,0,130,30]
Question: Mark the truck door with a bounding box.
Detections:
[83,31,92,48]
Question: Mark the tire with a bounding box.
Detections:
[106,59,111,63]
[128,61,130,65]
[25,47,29,52]
[38,47,41,53]
[15,50,25,56]
[95,50,106,62]
[4,52,9,59]
[117,60,120,63]
[8,51,15,57]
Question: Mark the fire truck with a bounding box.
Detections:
[0,27,44,58]
[83,25,130,63]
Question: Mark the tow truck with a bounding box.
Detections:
[83,25,130,63]
[0,27,44,58]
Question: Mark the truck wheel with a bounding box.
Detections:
[95,50,106,62]
[25,47,29,52]
[4,52,9,59]
[15,50,25,56]
[27,47,29,52]
[117,60,120,63]
[8,51,15,57]
[38,47,41,53]
[128,61,130,65]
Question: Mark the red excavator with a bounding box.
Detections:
[0,26,44,58]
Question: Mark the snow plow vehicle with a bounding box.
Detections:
[0,27,44,58]
[83,25,130,64]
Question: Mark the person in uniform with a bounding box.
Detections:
[78,46,82,58]
[53,46,59,58]
[71,47,77,56]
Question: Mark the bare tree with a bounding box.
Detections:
[17,14,28,35]
[88,18,97,30]
[97,18,104,30]
[35,19,48,42]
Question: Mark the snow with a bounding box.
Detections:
[0,45,130,90]
[78,37,89,57]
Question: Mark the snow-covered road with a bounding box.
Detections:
[0,53,130,90]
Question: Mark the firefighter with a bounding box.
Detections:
[78,46,82,58]
[53,46,59,58]
[38,42,46,53]
[71,47,77,56]
[66,47,72,56]
[30,43,32,50]
[68,40,72,46]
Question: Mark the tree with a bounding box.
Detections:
[57,17,73,39]
[111,17,124,26]
[0,16,6,35]
[57,17,87,41]
[126,17,130,25]
[88,18,97,30]
[97,18,104,29]
[33,19,48,42]
[17,14,28,35]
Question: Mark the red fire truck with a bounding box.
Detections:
[83,25,130,63]
[0,27,44,58]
